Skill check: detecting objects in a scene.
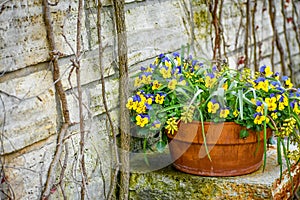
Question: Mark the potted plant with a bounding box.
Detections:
[126,50,300,176]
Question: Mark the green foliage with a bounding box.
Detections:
[126,46,300,167]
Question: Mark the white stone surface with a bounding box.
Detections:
[0,70,57,154]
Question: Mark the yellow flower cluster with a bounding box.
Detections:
[126,92,153,114]
[180,105,195,123]
[165,117,178,135]
[277,118,296,137]
[287,146,300,161]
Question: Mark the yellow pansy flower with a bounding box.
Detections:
[168,79,178,90]
[265,96,277,111]
[134,77,142,87]
[159,68,172,79]
[135,115,149,127]
[265,66,273,77]
[152,80,162,90]
[207,101,220,114]
[220,108,230,118]
[155,93,165,104]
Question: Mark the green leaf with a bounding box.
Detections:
[143,138,150,166]
[239,129,249,139]
[238,90,244,120]
[156,140,167,153]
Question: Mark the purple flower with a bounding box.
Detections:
[212,65,217,72]
[192,60,198,66]
[145,103,152,110]
[271,81,279,87]
[256,100,262,106]
[253,112,262,118]
[210,98,218,104]
[207,73,215,79]
[259,65,266,73]
[162,57,170,63]
[158,53,164,59]
[290,100,296,108]
[133,94,141,102]
[282,76,288,81]
[254,77,265,83]
[296,89,300,97]
[173,52,180,57]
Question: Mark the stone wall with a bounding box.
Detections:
[0,0,299,199]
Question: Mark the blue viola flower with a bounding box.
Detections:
[207,73,215,79]
[192,60,198,66]
[256,100,262,106]
[158,53,164,59]
[145,103,152,110]
[133,94,141,102]
[254,77,265,84]
[173,52,180,57]
[282,76,288,81]
[259,65,266,73]
[212,65,217,72]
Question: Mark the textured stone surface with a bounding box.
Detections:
[3,137,56,200]
[129,147,300,200]
[0,70,57,154]
[0,0,299,198]
[0,0,88,72]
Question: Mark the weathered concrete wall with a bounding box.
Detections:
[0,0,299,199]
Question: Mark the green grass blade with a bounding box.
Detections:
[277,136,283,180]
[280,139,293,191]
[199,109,212,162]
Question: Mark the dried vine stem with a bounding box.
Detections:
[281,0,293,81]
[74,0,88,198]
[252,0,258,71]
[113,0,130,199]
[209,0,221,61]
[268,0,287,75]
[96,2,120,200]
[244,0,250,67]
[41,0,71,198]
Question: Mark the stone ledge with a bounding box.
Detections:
[129,147,300,200]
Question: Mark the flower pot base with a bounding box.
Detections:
[167,121,271,177]
[172,160,263,177]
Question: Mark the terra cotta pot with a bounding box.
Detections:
[167,121,272,176]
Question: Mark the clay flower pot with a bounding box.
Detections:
[167,121,272,176]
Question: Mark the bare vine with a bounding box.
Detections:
[41,0,71,198]
[209,0,221,61]
[244,0,250,67]
[268,0,287,75]
[113,0,130,199]
[252,0,258,71]
[96,2,120,200]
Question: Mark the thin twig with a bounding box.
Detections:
[97,2,120,199]
[41,0,71,198]
[268,0,286,75]
[244,0,250,67]
[75,0,88,198]
[113,0,131,199]
[281,0,293,80]
[252,0,258,71]
[209,0,221,61]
